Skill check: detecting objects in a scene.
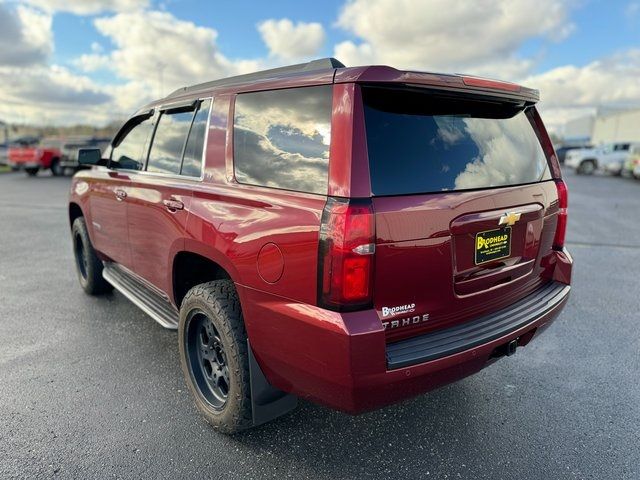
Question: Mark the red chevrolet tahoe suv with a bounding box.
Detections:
[69,58,572,433]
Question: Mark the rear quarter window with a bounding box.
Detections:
[233,85,332,195]
[362,87,551,196]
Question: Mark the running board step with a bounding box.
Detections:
[102,263,179,329]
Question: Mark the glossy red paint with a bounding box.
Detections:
[373,181,561,343]
[328,83,371,198]
[334,66,539,103]
[84,170,133,268]
[237,276,568,413]
[69,62,572,415]
[127,173,193,296]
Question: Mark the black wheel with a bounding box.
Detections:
[72,217,112,295]
[51,158,64,176]
[577,159,596,175]
[25,167,39,176]
[178,280,253,433]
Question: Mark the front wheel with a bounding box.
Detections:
[25,167,39,176]
[72,217,113,295]
[51,158,64,176]
[178,280,253,434]
[577,160,596,175]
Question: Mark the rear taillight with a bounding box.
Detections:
[553,179,568,250]
[317,197,374,311]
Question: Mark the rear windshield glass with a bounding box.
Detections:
[362,87,551,196]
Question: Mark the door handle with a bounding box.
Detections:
[114,189,127,201]
[163,199,184,212]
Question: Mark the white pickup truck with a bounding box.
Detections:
[565,142,639,175]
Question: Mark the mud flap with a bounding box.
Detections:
[248,340,298,426]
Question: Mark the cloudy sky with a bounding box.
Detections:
[0,0,639,132]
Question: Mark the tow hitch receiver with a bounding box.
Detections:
[491,338,519,358]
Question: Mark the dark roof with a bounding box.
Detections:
[166,57,345,99]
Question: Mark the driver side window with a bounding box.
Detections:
[110,118,154,170]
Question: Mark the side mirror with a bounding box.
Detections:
[78,148,106,166]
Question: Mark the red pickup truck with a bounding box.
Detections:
[8,138,64,176]
[69,58,572,433]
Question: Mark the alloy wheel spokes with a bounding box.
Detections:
[190,313,230,407]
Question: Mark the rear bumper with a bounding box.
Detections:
[386,281,569,369]
[239,257,571,415]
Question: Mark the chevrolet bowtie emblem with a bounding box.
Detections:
[498,211,522,227]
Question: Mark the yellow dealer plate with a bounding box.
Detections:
[475,227,511,265]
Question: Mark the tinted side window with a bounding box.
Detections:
[147,109,194,175]
[233,85,332,195]
[111,118,153,170]
[181,99,211,177]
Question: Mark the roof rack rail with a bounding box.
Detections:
[167,57,345,99]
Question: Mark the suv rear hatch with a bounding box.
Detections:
[361,85,562,342]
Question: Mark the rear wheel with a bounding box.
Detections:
[72,217,112,295]
[577,159,596,175]
[51,158,64,176]
[25,167,39,176]
[178,280,253,434]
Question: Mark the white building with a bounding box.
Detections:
[563,115,594,144]
[591,108,640,144]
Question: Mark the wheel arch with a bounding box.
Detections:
[172,250,237,309]
[69,202,83,227]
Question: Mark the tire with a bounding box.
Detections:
[71,217,113,295]
[25,167,39,176]
[577,159,596,175]
[51,158,63,176]
[178,280,253,434]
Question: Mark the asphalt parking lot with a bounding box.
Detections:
[0,169,638,479]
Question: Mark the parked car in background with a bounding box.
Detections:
[60,137,111,172]
[0,144,7,167]
[0,121,8,166]
[69,58,572,433]
[622,145,640,179]
[8,137,62,176]
[555,144,592,165]
[2,136,40,168]
[565,142,639,175]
